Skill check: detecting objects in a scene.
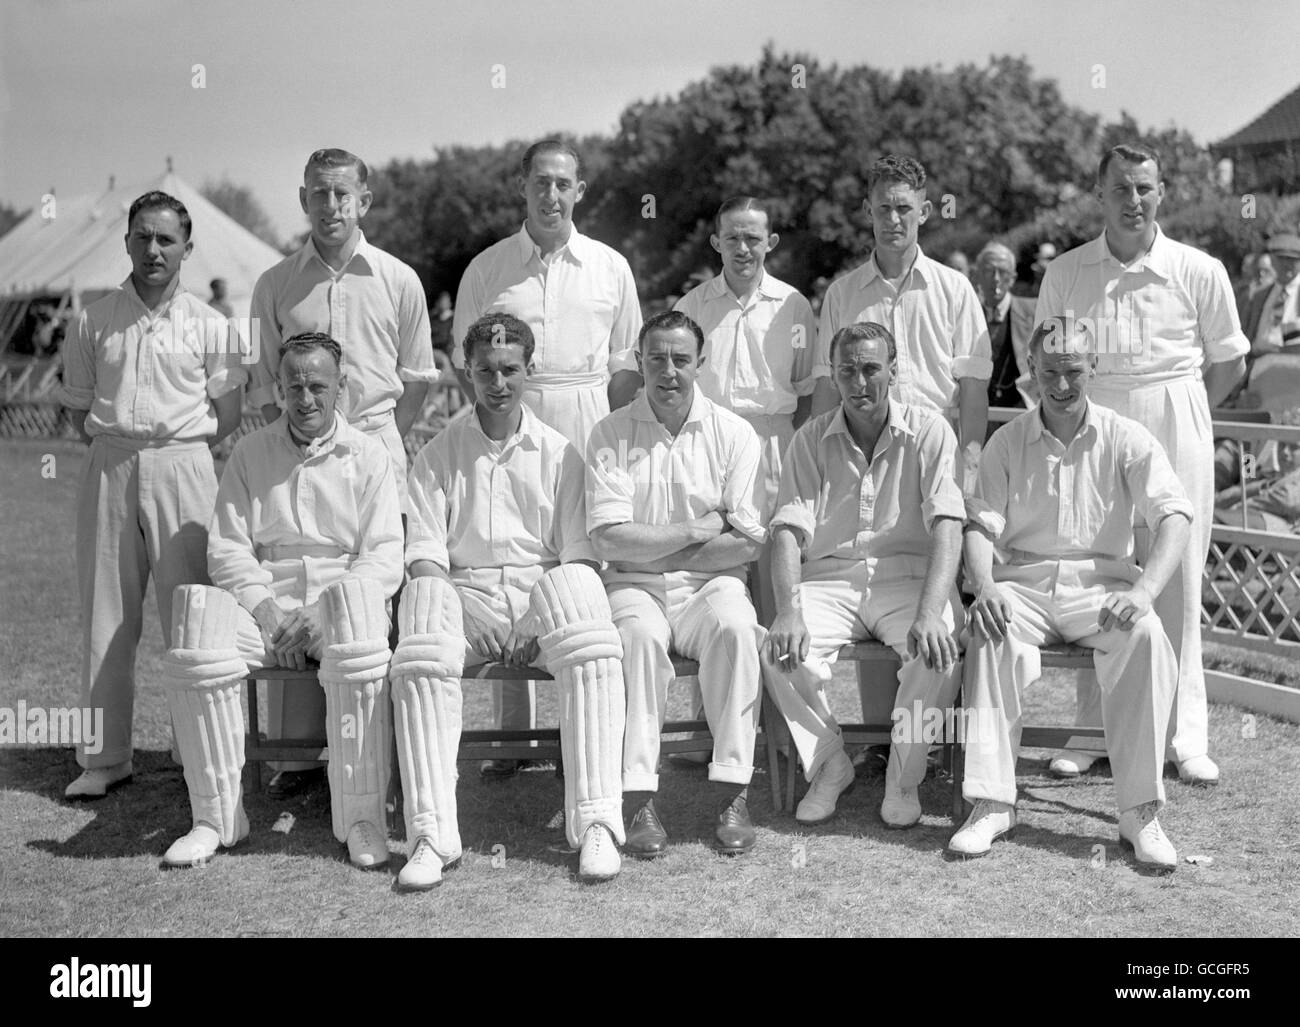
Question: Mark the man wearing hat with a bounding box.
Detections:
[1037,143,1248,786]
[1240,234,1300,358]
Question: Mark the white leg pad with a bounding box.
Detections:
[389,575,466,862]
[530,564,626,849]
[319,578,392,844]
[162,585,248,846]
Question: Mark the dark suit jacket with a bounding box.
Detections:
[1240,282,1278,348]
[987,295,1037,408]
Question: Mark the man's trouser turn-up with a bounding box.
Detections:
[77,436,216,768]
[761,558,962,786]
[609,573,764,792]
[961,559,1177,812]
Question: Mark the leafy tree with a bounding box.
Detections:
[200,178,280,249]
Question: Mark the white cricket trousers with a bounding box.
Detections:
[76,436,216,768]
[609,574,764,791]
[961,559,1176,812]
[761,559,962,786]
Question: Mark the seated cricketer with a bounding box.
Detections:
[586,310,769,857]
[160,332,403,870]
[394,313,626,890]
[762,322,966,828]
[951,319,1192,871]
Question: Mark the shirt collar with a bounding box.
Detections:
[705,270,787,303]
[1026,399,1098,446]
[515,222,589,265]
[295,230,372,274]
[823,399,913,448]
[988,292,1013,321]
[466,402,542,451]
[275,413,361,458]
[629,386,711,427]
[1086,224,1171,278]
[859,245,932,289]
[122,274,185,316]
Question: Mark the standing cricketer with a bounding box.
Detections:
[452,138,643,766]
[246,148,438,795]
[1037,143,1248,785]
[60,191,247,798]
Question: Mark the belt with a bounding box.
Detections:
[256,543,352,560]
[526,371,607,390]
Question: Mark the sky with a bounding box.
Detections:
[2,0,1297,242]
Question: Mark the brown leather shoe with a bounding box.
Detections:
[624,797,668,859]
[715,794,756,855]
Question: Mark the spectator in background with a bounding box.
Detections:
[1240,234,1300,361]
[974,242,1037,412]
[1023,242,1056,297]
[429,290,454,367]
[945,250,971,277]
[209,278,234,318]
[1234,253,1274,319]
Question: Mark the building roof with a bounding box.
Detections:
[1214,82,1300,151]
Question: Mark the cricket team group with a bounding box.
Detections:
[57,137,1246,889]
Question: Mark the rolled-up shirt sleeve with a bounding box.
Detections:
[348,449,405,598]
[769,426,820,548]
[790,294,823,393]
[915,412,965,531]
[59,310,96,410]
[1196,258,1250,364]
[966,432,1010,539]
[396,266,440,383]
[204,316,249,399]
[1121,423,1196,532]
[585,423,636,533]
[208,446,276,612]
[950,278,994,381]
[404,445,451,572]
[555,443,598,564]
[721,422,768,544]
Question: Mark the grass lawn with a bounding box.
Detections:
[2,439,1298,938]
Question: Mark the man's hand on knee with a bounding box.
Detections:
[969,584,1013,642]
[1099,586,1152,632]
[907,610,959,672]
[464,605,511,662]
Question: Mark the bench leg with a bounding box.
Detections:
[761,689,784,812]
[244,677,262,794]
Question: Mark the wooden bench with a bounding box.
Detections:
[243,655,789,812]
[778,641,1102,817]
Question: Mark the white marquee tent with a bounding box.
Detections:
[0,167,284,348]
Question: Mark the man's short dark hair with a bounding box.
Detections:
[829,321,897,365]
[866,155,927,196]
[520,138,582,179]
[639,310,704,355]
[127,191,192,240]
[715,196,774,234]
[1028,316,1096,360]
[1097,143,1161,184]
[463,313,535,366]
[281,331,342,370]
[304,148,369,186]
